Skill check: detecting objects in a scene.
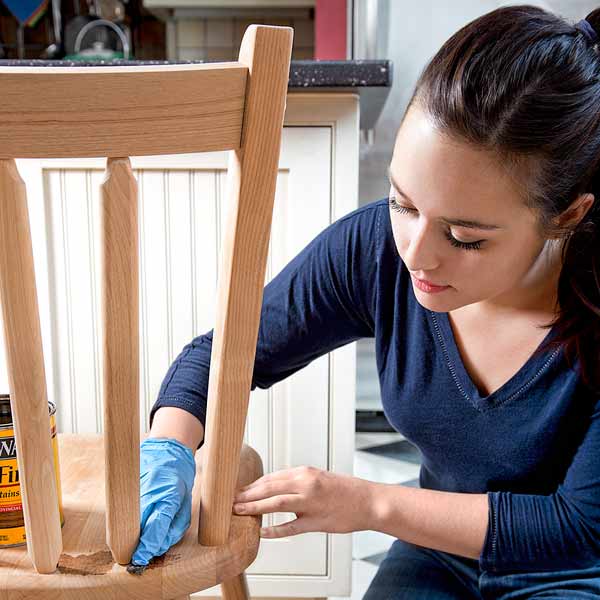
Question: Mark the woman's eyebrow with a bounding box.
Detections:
[386,166,503,231]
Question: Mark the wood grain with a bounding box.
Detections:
[0,434,263,598]
[0,159,63,574]
[221,572,251,599]
[198,24,294,552]
[0,64,247,158]
[101,158,140,565]
[0,22,293,598]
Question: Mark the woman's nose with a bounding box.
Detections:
[402,221,441,272]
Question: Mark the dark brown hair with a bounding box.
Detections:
[406,5,600,393]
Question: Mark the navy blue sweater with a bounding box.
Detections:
[149,197,600,574]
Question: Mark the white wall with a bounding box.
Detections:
[359,0,600,205]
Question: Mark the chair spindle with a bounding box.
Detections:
[100,156,140,564]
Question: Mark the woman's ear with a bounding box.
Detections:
[551,193,595,235]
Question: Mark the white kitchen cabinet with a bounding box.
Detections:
[8,93,359,598]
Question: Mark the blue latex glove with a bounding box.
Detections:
[131,437,197,567]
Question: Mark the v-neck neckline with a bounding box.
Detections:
[429,309,563,410]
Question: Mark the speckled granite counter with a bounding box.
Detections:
[0,59,392,129]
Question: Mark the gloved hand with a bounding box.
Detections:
[131,437,197,567]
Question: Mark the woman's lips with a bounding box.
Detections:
[411,275,450,293]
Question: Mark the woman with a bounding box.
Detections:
[132,5,600,598]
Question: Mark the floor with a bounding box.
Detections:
[325,431,422,600]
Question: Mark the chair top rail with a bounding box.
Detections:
[0,63,247,158]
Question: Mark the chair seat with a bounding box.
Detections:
[0,433,261,599]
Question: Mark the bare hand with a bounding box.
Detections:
[232,466,375,539]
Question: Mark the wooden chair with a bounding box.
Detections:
[0,24,292,600]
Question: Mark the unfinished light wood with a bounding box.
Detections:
[0,22,292,598]
[216,445,262,598]
[0,63,247,158]
[221,572,251,599]
[0,159,63,574]
[198,22,293,551]
[0,434,264,599]
[101,157,140,565]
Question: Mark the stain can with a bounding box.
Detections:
[0,394,64,547]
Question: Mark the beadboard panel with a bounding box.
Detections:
[13,126,332,576]
[4,94,360,596]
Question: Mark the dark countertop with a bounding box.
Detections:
[0,58,391,86]
[0,59,392,129]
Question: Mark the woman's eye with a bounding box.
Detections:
[388,195,484,251]
[388,195,412,215]
[443,231,484,251]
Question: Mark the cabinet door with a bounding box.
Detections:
[243,126,331,576]
[11,125,332,576]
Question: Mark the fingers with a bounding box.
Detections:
[131,509,174,566]
[238,466,305,493]
[138,477,184,532]
[260,517,318,539]
[139,498,156,531]
[234,479,299,505]
[233,493,300,516]
[156,495,192,557]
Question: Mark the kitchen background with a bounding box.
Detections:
[0,1,598,598]
[5,0,598,433]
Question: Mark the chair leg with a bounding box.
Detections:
[0,159,63,573]
[221,571,250,599]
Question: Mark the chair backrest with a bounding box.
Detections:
[0,24,292,574]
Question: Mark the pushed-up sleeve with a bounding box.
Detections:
[479,396,600,572]
[149,205,379,449]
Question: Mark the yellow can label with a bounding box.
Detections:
[0,408,64,547]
